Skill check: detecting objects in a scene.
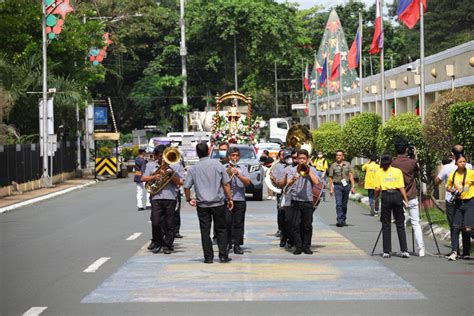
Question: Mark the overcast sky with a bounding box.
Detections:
[276,0,376,10]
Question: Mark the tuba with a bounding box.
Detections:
[145,147,181,196]
[286,124,313,153]
[265,161,282,194]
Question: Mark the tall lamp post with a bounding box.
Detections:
[41,2,51,187]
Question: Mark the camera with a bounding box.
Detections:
[407,142,416,159]
[448,190,462,204]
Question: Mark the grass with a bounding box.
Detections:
[420,207,449,230]
[354,186,368,196]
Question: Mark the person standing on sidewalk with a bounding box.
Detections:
[134,148,151,211]
[184,142,234,264]
[313,151,329,202]
[226,147,251,254]
[374,154,410,259]
[328,150,355,227]
[391,139,425,257]
[435,144,472,259]
[362,155,380,216]
[446,154,474,261]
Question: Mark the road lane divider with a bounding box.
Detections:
[83,257,111,273]
[126,232,142,241]
[23,307,47,316]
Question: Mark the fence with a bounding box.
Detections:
[0,140,85,187]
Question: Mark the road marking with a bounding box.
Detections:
[83,257,111,273]
[126,232,142,241]
[23,306,47,316]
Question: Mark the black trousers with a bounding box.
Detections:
[277,194,285,231]
[227,201,246,246]
[380,191,407,253]
[450,199,473,254]
[197,205,229,260]
[446,201,471,255]
[291,200,315,250]
[150,199,177,249]
[174,193,181,234]
[282,205,295,245]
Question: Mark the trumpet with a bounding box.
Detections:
[282,164,310,195]
[145,147,181,196]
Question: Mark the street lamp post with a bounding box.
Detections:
[41,2,51,187]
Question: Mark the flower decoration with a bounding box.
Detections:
[210,114,259,145]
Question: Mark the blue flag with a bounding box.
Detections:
[319,58,327,85]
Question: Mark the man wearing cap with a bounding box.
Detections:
[134,147,151,211]
[141,145,185,255]
[184,142,234,264]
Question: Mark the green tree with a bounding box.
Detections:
[312,122,345,161]
[343,112,381,159]
[449,101,474,159]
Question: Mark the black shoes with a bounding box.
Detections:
[275,230,282,238]
[219,256,232,263]
[147,241,157,250]
[137,207,145,211]
[303,248,313,255]
[145,206,151,210]
[280,240,286,247]
[336,222,343,227]
[233,245,244,255]
[152,245,162,254]
[174,233,183,239]
[163,247,172,255]
[204,258,213,264]
[294,248,302,255]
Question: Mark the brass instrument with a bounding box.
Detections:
[264,161,282,194]
[282,164,309,195]
[286,124,313,153]
[145,147,181,196]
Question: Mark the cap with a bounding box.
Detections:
[282,150,291,159]
[138,147,146,153]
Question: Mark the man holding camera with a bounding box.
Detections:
[391,139,425,257]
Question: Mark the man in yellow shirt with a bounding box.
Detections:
[313,151,329,202]
[362,155,380,216]
[374,154,410,259]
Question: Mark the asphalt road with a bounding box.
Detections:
[1,178,472,316]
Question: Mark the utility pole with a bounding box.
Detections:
[41,2,51,187]
[419,0,425,122]
[234,34,238,92]
[180,0,188,132]
[274,61,278,116]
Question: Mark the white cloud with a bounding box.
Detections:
[276,0,374,10]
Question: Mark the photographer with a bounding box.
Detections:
[435,144,472,259]
[391,139,425,256]
[446,154,474,261]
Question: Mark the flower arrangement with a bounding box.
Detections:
[210,114,260,145]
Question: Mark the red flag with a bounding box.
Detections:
[348,28,361,69]
[369,0,384,55]
[315,60,323,74]
[304,64,311,92]
[397,0,426,29]
[329,40,340,81]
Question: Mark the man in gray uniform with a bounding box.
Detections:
[271,149,291,247]
[226,147,251,254]
[184,142,234,263]
[141,145,184,255]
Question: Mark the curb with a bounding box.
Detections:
[351,193,452,242]
[0,180,99,214]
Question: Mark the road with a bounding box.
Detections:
[1,178,472,316]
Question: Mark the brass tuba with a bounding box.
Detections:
[145,147,181,196]
[286,124,313,153]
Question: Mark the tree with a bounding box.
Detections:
[312,122,345,161]
[449,101,474,159]
[343,112,381,159]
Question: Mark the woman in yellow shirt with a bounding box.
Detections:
[446,154,474,261]
[374,154,410,259]
[362,155,380,216]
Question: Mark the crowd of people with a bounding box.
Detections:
[132,139,472,263]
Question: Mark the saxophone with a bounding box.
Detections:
[145,147,181,196]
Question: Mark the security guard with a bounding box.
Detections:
[280,149,320,255]
[226,147,251,254]
[134,148,151,211]
[184,142,234,264]
[141,145,184,255]
[374,154,410,259]
[328,150,355,227]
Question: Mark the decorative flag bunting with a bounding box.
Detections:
[329,38,340,81]
[397,0,427,29]
[369,0,383,55]
[304,64,311,92]
[89,32,113,66]
[348,28,361,69]
[44,0,74,40]
[319,58,328,86]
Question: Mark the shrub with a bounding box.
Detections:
[424,87,474,160]
[312,122,345,161]
[343,113,381,159]
[449,101,474,159]
[121,147,133,161]
[131,145,139,158]
[98,146,112,158]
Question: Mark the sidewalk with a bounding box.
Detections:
[0,178,98,214]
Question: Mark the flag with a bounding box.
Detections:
[391,100,396,116]
[397,0,426,29]
[304,64,311,92]
[369,0,384,55]
[415,99,420,116]
[319,58,328,85]
[329,39,340,81]
[348,28,361,69]
[315,60,323,74]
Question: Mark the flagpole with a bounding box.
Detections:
[326,48,330,123]
[338,34,343,126]
[359,11,363,114]
[419,0,425,122]
[315,52,319,128]
[380,0,386,122]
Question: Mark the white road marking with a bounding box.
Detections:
[83,257,111,273]
[23,306,48,316]
[126,232,142,240]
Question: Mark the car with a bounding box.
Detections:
[254,142,281,160]
[210,144,264,201]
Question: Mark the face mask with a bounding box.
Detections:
[285,158,292,165]
[219,150,227,158]
[318,154,323,158]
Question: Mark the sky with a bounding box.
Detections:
[276,0,375,10]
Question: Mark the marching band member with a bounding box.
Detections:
[134,147,151,211]
[141,145,184,255]
[279,149,320,255]
[271,149,292,247]
[226,147,251,254]
[184,142,234,264]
